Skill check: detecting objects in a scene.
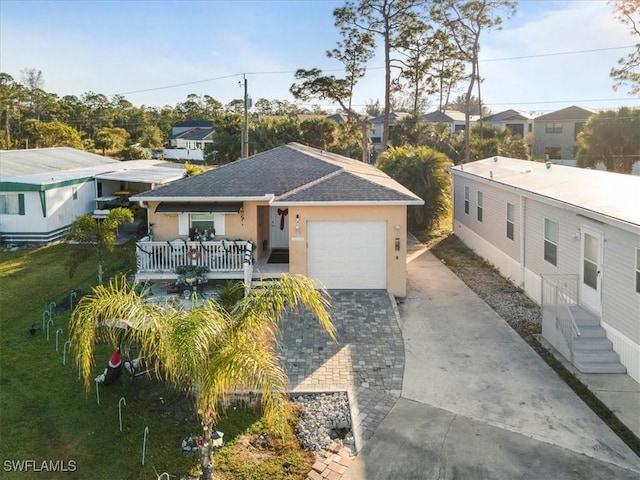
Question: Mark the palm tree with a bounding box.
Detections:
[70,274,336,480]
[64,207,133,285]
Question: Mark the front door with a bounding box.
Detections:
[269,207,289,249]
[580,226,603,314]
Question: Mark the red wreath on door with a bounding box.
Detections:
[277,208,288,230]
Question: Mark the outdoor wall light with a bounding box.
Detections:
[295,214,301,233]
[239,207,244,223]
[394,224,400,234]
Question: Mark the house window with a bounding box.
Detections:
[636,248,640,294]
[464,186,470,215]
[72,186,78,200]
[506,203,515,240]
[188,213,226,238]
[545,122,562,134]
[477,191,483,222]
[506,123,524,137]
[544,218,559,266]
[0,194,25,215]
[544,147,562,160]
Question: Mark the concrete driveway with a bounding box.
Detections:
[343,250,640,479]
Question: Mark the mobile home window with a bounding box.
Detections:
[464,186,470,214]
[477,191,483,222]
[636,248,640,294]
[72,186,78,200]
[506,203,515,240]
[0,194,25,215]
[544,218,558,266]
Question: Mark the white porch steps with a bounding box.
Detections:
[571,307,627,374]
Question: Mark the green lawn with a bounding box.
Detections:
[0,243,313,479]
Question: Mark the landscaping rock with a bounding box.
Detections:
[293,392,353,453]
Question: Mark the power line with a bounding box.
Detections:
[113,45,637,97]
[480,45,636,62]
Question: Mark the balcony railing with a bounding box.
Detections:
[135,237,253,275]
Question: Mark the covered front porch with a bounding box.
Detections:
[134,237,290,285]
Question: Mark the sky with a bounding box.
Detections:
[0,0,638,116]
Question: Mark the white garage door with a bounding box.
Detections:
[307,221,387,289]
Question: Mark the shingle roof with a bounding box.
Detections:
[534,105,594,121]
[173,119,213,128]
[482,109,530,122]
[451,157,640,228]
[173,128,213,141]
[133,143,423,205]
[424,110,479,122]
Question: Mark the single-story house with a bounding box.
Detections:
[481,109,533,138]
[0,147,186,243]
[450,157,640,382]
[370,112,412,152]
[131,143,424,297]
[424,109,479,134]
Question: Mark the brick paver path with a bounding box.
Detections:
[278,290,405,449]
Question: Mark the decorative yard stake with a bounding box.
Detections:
[48,302,56,316]
[55,328,63,352]
[63,341,71,365]
[95,380,100,405]
[46,319,54,341]
[42,310,50,332]
[118,397,126,432]
[70,290,77,311]
[142,426,149,465]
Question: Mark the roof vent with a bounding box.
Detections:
[489,170,493,179]
[493,156,498,162]
[545,161,551,169]
[524,168,532,174]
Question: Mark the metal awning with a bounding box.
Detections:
[154,202,243,214]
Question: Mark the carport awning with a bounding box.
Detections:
[154,202,243,214]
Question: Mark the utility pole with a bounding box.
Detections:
[241,74,249,158]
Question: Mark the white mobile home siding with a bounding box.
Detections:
[0,180,95,243]
[451,161,640,382]
[453,176,522,283]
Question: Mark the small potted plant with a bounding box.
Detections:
[175,264,209,286]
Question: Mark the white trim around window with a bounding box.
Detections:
[506,202,515,240]
[544,217,559,266]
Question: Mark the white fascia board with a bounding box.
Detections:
[130,194,275,202]
[271,200,424,206]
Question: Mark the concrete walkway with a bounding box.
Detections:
[343,249,640,479]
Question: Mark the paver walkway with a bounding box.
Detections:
[278,290,404,448]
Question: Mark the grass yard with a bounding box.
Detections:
[0,242,314,479]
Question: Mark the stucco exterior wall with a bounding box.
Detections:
[286,204,408,297]
[145,201,409,297]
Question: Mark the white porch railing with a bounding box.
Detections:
[541,274,581,361]
[135,237,253,275]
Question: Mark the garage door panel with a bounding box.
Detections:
[307,221,386,289]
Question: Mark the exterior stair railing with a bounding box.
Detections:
[541,274,581,361]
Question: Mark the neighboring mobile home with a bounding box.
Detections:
[0,148,185,243]
[450,157,640,382]
[131,143,424,297]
